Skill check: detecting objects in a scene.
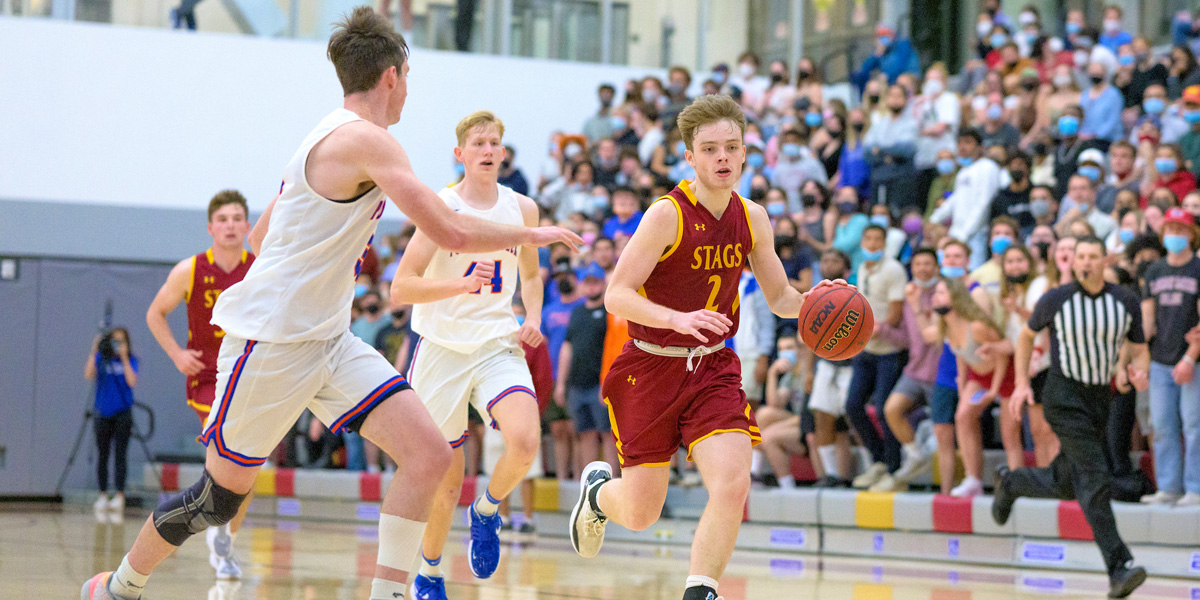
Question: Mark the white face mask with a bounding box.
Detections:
[1019,12,1036,25]
[977,20,993,38]
[923,79,944,97]
[739,63,755,78]
[1048,37,1064,53]
[1053,73,1072,88]
[1104,19,1120,33]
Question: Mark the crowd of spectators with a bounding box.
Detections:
[279,4,1200,511]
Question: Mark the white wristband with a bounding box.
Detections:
[1183,355,1197,365]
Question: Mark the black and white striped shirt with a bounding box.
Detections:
[1028,282,1145,386]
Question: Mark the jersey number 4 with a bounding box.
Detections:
[464,261,503,294]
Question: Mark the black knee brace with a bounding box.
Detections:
[152,470,247,546]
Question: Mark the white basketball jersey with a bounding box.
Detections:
[410,184,524,354]
[213,108,388,343]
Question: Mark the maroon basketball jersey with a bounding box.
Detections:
[629,180,756,348]
[186,248,254,379]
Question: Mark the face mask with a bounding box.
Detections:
[890,105,905,116]
[643,89,660,102]
[1048,37,1065,53]
[851,122,866,132]
[991,235,1014,255]
[977,21,993,38]
[1031,198,1051,217]
[668,83,685,96]
[990,33,1008,48]
[867,94,881,104]
[1005,272,1031,285]
[1022,80,1039,92]
[1164,234,1191,254]
[364,303,381,315]
[1118,55,1135,67]
[838,201,858,214]
[933,305,953,316]
[515,314,526,326]
[1136,260,1152,280]
[750,187,767,202]
[1009,169,1027,184]
[957,156,975,168]
[861,247,884,262]
[1090,75,1105,86]
[1052,73,1072,89]
[914,275,938,288]
[557,279,575,295]
[936,158,957,175]
[767,203,786,217]
[879,36,893,47]
[941,265,966,279]
[1156,158,1178,174]
[712,71,727,85]
[376,245,393,259]
[592,196,609,212]
[902,216,924,235]
[454,163,466,176]
[1104,19,1120,33]
[1066,22,1082,35]
[797,69,812,80]
[1058,115,1080,137]
[1186,110,1200,125]
[675,141,688,156]
[740,63,755,78]
[501,159,512,171]
[782,143,802,158]
[1020,12,1036,25]
[870,215,890,228]
[802,194,819,208]
[1031,142,1048,156]
[1078,165,1101,181]
[770,73,785,84]
[743,153,764,170]
[924,79,944,96]
[936,249,946,264]
[588,292,604,302]
[581,232,598,246]
[564,144,582,159]
[611,115,627,130]
[986,104,1003,120]
[778,349,798,365]
[354,283,369,298]
[1118,228,1136,244]
[805,112,823,127]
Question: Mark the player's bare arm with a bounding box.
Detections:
[146,257,205,376]
[745,201,847,319]
[316,122,581,253]
[517,194,546,347]
[390,228,494,305]
[249,196,276,255]
[605,199,732,344]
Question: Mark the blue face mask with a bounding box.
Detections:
[1066,22,1082,35]
[936,249,946,264]
[936,158,957,175]
[1058,115,1080,137]
[870,215,890,228]
[675,141,688,156]
[990,235,1014,255]
[1118,228,1136,244]
[778,349,798,365]
[1185,110,1200,125]
[713,71,727,85]
[1078,165,1101,182]
[957,156,975,168]
[1164,234,1191,254]
[1156,158,1178,174]
[805,112,823,127]
[990,33,1008,48]
[747,153,765,168]
[986,104,1003,120]
[593,195,609,211]
[354,283,370,298]
[1118,55,1135,67]
[861,247,884,262]
[515,314,526,326]
[1143,98,1165,115]
[782,143,803,158]
[454,162,466,176]
[767,203,786,217]
[611,115,627,130]
[941,265,966,279]
[879,36,893,47]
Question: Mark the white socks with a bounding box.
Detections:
[778,475,796,488]
[370,514,428,600]
[475,489,501,516]
[419,553,443,578]
[111,556,147,599]
[685,574,719,591]
[818,445,840,479]
[903,442,921,462]
[369,579,406,599]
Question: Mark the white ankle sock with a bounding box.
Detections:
[818,445,839,479]
[369,579,406,599]
[419,553,443,578]
[903,442,921,461]
[111,556,148,599]
[685,574,719,590]
[779,475,796,488]
[475,489,501,516]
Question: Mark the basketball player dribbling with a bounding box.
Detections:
[391,111,545,600]
[82,8,581,600]
[145,190,256,581]
[568,95,846,600]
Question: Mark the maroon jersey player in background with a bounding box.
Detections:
[145,189,255,581]
[568,95,847,600]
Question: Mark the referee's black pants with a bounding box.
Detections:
[1004,373,1133,574]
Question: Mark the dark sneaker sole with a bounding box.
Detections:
[1109,568,1147,598]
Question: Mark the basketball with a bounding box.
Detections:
[799,284,874,361]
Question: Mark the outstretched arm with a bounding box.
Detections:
[146,257,206,376]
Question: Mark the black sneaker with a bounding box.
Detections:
[991,466,1015,526]
[681,584,720,600]
[1108,564,1146,598]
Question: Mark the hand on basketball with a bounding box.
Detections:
[1128,365,1150,391]
[527,226,585,251]
[462,260,495,294]
[518,318,545,348]
[802,279,855,306]
[669,309,733,344]
[171,348,205,376]
[1009,384,1034,422]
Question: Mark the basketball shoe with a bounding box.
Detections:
[411,573,448,600]
[468,499,502,578]
[570,461,612,558]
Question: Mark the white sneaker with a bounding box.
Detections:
[950,477,983,498]
[106,493,125,512]
[680,471,703,488]
[853,462,889,489]
[214,555,242,581]
[1140,491,1182,505]
[93,494,109,513]
[569,461,612,558]
[893,451,933,482]
[1174,492,1200,507]
[869,473,907,493]
[208,580,242,600]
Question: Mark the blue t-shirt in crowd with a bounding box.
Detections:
[603,212,643,238]
[542,297,584,381]
[935,343,957,388]
[94,353,137,417]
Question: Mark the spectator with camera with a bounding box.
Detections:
[84,328,139,514]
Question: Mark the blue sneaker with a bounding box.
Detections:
[468,500,502,579]
[411,573,447,600]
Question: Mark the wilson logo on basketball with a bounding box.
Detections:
[821,309,860,352]
[808,300,836,334]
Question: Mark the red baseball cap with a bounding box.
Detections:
[1164,207,1196,227]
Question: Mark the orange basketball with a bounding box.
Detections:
[799,284,874,361]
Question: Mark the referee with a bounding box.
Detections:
[991,236,1150,599]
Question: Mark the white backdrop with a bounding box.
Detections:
[0,17,662,218]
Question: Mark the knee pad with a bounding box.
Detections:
[152,470,247,546]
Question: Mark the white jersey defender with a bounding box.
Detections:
[202,109,409,465]
[408,183,535,446]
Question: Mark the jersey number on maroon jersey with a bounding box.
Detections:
[705,275,722,311]
[464,260,503,294]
